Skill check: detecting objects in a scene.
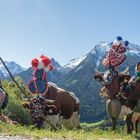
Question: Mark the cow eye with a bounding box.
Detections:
[97,78,101,81]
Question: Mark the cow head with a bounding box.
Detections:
[94,67,130,98]
[23,97,56,128]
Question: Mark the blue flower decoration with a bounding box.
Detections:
[124,40,129,46]
[116,36,122,41]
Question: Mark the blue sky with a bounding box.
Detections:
[0,0,140,68]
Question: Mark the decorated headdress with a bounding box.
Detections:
[103,36,129,68]
[40,55,51,67]
[31,58,39,69]
[112,36,129,48]
[113,36,123,45]
[31,55,54,71]
[124,40,129,47]
[28,54,54,95]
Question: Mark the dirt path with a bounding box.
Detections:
[0,135,33,140]
[0,135,123,140]
[0,135,70,140]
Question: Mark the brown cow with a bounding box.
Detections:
[24,82,80,129]
[93,67,138,133]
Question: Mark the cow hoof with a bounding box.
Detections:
[76,124,82,129]
[127,130,132,134]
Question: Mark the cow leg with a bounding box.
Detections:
[61,112,80,129]
[126,114,133,134]
[112,117,116,130]
[76,123,82,129]
[42,114,59,129]
[135,119,139,134]
[34,118,44,129]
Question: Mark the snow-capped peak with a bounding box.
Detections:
[88,42,110,55]
[63,41,140,70]
[89,41,140,56]
[127,43,140,54]
[51,58,62,70]
[0,61,26,78]
[63,42,110,69]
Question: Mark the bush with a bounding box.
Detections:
[1,78,32,125]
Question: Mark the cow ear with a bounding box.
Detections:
[93,68,104,81]
[94,75,103,81]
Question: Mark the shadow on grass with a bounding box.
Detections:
[80,119,126,133]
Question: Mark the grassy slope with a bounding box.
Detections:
[0,122,139,140]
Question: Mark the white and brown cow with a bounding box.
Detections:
[24,82,80,129]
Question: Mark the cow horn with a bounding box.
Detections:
[119,66,129,75]
[45,99,56,103]
[94,68,104,75]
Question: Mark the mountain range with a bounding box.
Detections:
[0,61,26,79]
[1,42,140,122]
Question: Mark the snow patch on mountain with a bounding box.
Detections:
[75,65,84,72]
[64,55,87,69]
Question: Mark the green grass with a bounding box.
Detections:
[0,80,139,139]
[0,122,139,140]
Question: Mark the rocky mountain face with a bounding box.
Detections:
[0,61,25,79]
[1,42,140,122]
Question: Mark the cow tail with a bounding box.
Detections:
[1,92,9,110]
